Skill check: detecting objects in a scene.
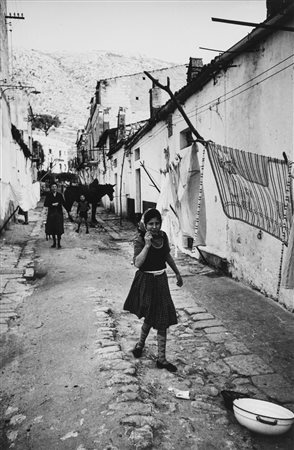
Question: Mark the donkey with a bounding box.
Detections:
[64,179,115,224]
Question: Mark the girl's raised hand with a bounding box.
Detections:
[144,231,152,247]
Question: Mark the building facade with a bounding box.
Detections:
[74,64,189,181]
[101,0,294,311]
[0,0,40,229]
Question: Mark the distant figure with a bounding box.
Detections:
[124,208,183,373]
[75,194,90,234]
[44,182,69,249]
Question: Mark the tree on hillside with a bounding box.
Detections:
[32,114,61,136]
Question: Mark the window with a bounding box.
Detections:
[59,150,62,157]
[180,128,193,149]
[134,148,140,161]
[136,96,139,100]
[113,159,117,168]
[49,148,52,154]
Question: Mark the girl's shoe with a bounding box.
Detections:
[132,343,143,358]
[156,360,177,372]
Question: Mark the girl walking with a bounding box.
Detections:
[124,208,183,372]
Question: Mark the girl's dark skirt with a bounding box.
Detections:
[123,270,177,330]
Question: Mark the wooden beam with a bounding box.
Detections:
[211,17,294,32]
[144,71,205,142]
[199,46,257,54]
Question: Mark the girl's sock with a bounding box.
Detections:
[157,329,167,363]
[138,322,151,348]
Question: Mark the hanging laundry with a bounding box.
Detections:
[206,143,293,244]
[156,172,182,250]
[156,143,206,250]
[12,180,40,213]
[282,215,294,289]
[174,143,206,246]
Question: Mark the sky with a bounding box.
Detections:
[6,0,267,64]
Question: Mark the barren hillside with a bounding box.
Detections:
[12,48,176,131]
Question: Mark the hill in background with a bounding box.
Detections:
[12,48,177,132]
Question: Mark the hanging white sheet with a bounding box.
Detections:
[156,143,206,249]
[175,143,206,246]
[12,181,40,212]
[156,172,182,249]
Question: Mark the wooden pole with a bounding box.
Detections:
[144,71,205,141]
[211,17,294,33]
[140,161,178,218]
[144,71,208,263]
[140,161,160,192]
[0,206,19,234]
[277,154,293,297]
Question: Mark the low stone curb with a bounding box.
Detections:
[0,221,39,333]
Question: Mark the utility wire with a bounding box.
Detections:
[169,53,294,123]
[173,53,294,120]
[196,53,294,114]
[172,60,294,125]
[127,54,294,148]
[192,62,294,118]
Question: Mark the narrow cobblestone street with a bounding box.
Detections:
[0,203,293,449]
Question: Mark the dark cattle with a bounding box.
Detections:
[64,179,115,224]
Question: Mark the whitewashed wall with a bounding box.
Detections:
[98,66,187,128]
[101,23,293,311]
[35,132,69,173]
[180,28,294,310]
[0,0,38,226]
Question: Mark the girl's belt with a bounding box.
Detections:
[144,269,165,276]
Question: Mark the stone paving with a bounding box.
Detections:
[77,271,294,449]
[0,214,40,333]
[1,207,293,449]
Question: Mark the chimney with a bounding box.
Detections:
[187,58,203,83]
[149,84,163,118]
[266,0,290,18]
[117,107,126,141]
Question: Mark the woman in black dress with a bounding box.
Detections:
[44,182,68,249]
[124,208,183,372]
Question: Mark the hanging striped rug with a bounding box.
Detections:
[206,143,293,244]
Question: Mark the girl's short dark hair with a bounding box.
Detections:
[143,208,162,225]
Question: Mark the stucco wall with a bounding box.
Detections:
[98,66,187,128]
[34,132,69,173]
[114,24,294,310]
[0,0,9,79]
[180,27,294,310]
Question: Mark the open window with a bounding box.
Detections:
[134,147,140,161]
[180,127,193,149]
